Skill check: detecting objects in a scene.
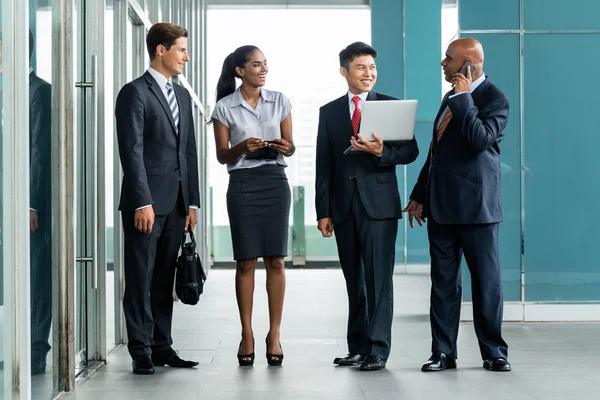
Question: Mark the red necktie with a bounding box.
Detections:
[436,107,453,142]
[351,96,361,138]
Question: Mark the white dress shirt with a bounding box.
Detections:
[348,91,369,119]
[137,68,197,211]
[347,91,382,157]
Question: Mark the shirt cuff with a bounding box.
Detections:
[30,208,37,212]
[189,205,199,210]
[135,205,152,211]
[449,92,469,99]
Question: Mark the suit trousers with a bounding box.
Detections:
[334,183,398,360]
[122,189,187,360]
[30,209,52,368]
[427,218,508,360]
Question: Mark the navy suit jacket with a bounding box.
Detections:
[29,72,52,214]
[410,77,509,225]
[315,91,419,225]
[115,71,200,215]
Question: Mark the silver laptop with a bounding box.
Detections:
[344,99,418,154]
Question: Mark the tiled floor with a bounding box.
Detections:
[61,269,600,400]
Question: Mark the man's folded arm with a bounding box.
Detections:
[449,93,509,154]
[375,137,419,167]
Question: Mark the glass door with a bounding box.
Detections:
[74,0,107,373]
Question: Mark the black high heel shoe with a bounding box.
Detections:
[265,333,284,366]
[237,338,255,366]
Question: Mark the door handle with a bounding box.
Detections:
[90,54,99,290]
[74,54,99,289]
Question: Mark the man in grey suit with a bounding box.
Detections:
[115,22,200,374]
[404,38,511,373]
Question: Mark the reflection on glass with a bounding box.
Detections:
[30,13,55,398]
[29,28,52,377]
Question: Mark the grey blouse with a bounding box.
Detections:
[211,87,292,172]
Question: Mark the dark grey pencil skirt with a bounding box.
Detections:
[227,165,291,260]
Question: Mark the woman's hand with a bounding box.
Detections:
[268,138,294,155]
[245,137,268,153]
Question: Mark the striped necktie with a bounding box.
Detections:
[351,95,361,137]
[436,107,452,142]
[166,81,179,134]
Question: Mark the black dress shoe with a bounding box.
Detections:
[333,353,366,366]
[132,356,155,375]
[360,356,386,371]
[483,357,511,371]
[421,352,457,372]
[152,349,199,368]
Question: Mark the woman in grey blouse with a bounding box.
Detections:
[211,45,294,367]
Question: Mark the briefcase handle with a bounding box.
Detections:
[180,228,196,250]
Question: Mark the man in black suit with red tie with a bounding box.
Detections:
[404,38,511,372]
[115,23,200,374]
[315,42,419,371]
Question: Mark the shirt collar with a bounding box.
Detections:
[29,67,34,75]
[148,67,172,89]
[348,91,369,104]
[470,72,486,93]
[229,86,274,108]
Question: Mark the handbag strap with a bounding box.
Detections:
[180,228,197,250]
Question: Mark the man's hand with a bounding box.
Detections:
[402,200,425,228]
[185,208,197,231]
[245,137,268,153]
[30,210,39,233]
[350,133,384,156]
[268,138,294,155]
[317,217,334,238]
[134,206,155,234]
[452,65,472,94]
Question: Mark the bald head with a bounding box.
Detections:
[441,38,485,83]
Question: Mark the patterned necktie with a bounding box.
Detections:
[436,107,453,142]
[351,95,361,138]
[166,81,179,134]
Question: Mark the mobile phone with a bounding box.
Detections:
[265,140,278,144]
[459,61,476,77]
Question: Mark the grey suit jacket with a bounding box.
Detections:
[115,71,200,215]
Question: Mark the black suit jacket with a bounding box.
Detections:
[115,71,200,215]
[410,77,509,224]
[315,91,419,225]
[30,72,52,214]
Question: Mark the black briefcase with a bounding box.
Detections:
[175,229,207,305]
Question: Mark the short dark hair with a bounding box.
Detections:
[339,42,377,69]
[146,22,188,61]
